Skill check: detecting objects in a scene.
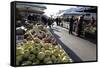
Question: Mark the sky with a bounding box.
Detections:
[44,5,75,17]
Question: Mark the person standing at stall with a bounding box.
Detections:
[48,18,52,28]
[69,16,74,34]
[41,15,48,26]
[77,15,84,37]
[56,17,59,26]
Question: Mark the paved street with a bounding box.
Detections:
[49,22,97,62]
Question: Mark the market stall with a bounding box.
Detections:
[16,23,73,65]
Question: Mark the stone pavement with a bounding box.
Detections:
[49,23,97,62]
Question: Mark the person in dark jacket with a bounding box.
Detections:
[48,18,53,28]
[77,15,84,37]
[69,16,74,34]
[41,15,48,25]
[56,17,59,26]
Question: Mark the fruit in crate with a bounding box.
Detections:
[37,52,45,60]
[23,50,30,59]
[37,33,43,40]
[26,35,33,41]
[22,61,32,65]
[37,25,47,32]
[41,48,45,52]
[33,59,40,64]
[24,33,29,39]
[39,31,46,38]
[43,36,52,43]
[16,26,73,65]
[38,25,44,30]
[43,56,51,64]
[51,55,57,62]
[43,43,50,50]
[31,30,35,35]
[33,43,42,49]
[51,38,58,45]
[16,55,23,65]
[28,54,35,61]
[61,56,69,63]
[16,48,24,56]
[32,47,40,54]
[34,38,40,43]
[45,50,51,56]
[26,24,33,29]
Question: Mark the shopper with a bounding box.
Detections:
[77,15,84,37]
[48,18,52,28]
[69,16,74,34]
[55,17,59,26]
[58,18,61,26]
[73,18,78,32]
[91,16,95,25]
[41,15,48,26]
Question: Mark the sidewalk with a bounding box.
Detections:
[49,23,97,62]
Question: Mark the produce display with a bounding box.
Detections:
[16,24,72,65]
[85,26,96,33]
